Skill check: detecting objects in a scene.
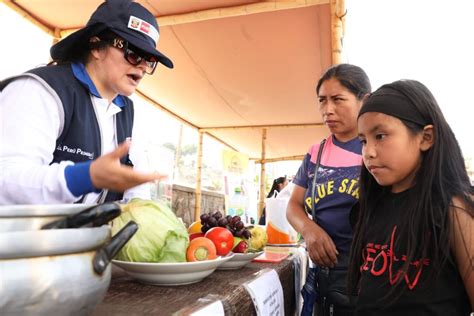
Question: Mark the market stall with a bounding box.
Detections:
[1,1,338,314]
[93,248,306,315]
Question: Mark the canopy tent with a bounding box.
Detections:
[3,0,345,218]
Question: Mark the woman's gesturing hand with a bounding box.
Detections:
[302,222,339,268]
[90,140,165,192]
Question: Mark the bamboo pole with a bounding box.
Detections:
[251,155,305,163]
[258,128,267,220]
[158,0,329,26]
[200,122,323,132]
[58,0,329,37]
[52,28,61,45]
[194,131,204,221]
[330,0,345,65]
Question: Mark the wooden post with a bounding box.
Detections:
[258,128,267,220]
[330,0,345,65]
[52,28,61,45]
[57,0,330,35]
[194,131,203,222]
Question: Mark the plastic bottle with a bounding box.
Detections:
[227,187,247,218]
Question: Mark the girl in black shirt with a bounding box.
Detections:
[351,80,473,315]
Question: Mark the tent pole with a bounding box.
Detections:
[52,28,61,45]
[252,155,305,163]
[258,128,267,221]
[58,0,330,36]
[200,122,323,132]
[158,0,329,27]
[330,0,345,64]
[194,131,203,221]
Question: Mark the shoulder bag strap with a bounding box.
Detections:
[310,138,326,222]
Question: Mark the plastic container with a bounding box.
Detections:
[227,187,248,219]
[265,184,298,245]
[145,144,174,205]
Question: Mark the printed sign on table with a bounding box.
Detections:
[244,268,284,316]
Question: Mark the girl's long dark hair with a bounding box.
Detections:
[348,79,474,304]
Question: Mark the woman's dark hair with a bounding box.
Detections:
[51,29,117,64]
[348,79,474,304]
[266,176,287,198]
[316,63,371,99]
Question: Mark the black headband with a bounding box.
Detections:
[358,85,428,126]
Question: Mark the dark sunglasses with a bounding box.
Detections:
[110,38,158,75]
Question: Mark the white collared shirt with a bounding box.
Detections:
[0,76,150,204]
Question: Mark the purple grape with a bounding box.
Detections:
[201,224,210,233]
[234,221,244,230]
[242,230,251,239]
[200,213,210,222]
[230,216,241,226]
[208,216,218,227]
[235,228,245,237]
[218,218,228,227]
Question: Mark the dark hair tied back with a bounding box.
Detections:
[316,63,371,99]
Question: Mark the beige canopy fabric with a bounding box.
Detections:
[4,0,344,161]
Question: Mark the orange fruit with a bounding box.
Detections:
[266,222,290,244]
[187,220,203,234]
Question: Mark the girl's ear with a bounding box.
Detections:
[361,93,371,103]
[357,93,370,108]
[420,125,434,151]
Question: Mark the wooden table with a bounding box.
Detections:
[92,256,296,316]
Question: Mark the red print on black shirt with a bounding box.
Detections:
[361,225,430,290]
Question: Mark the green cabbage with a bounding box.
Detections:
[111,199,189,263]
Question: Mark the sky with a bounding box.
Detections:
[1,0,473,165]
[344,0,474,159]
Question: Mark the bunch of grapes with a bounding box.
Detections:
[200,211,251,239]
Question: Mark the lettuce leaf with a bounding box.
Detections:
[111,198,189,263]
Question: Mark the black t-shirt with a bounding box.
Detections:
[355,190,470,315]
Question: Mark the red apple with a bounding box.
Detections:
[233,240,248,253]
[189,232,205,241]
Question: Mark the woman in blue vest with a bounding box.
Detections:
[0,0,173,204]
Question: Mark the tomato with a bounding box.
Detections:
[186,237,217,262]
[204,227,234,256]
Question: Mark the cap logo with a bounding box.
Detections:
[128,16,159,43]
[113,38,124,48]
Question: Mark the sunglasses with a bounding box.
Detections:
[110,38,158,75]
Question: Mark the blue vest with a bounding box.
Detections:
[1,64,134,202]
